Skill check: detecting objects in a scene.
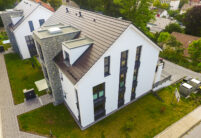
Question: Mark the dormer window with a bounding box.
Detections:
[62,37,93,66]
[64,51,70,66]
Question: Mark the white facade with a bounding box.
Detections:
[160,10,169,18]
[60,25,161,128]
[170,0,180,10]
[13,6,53,59]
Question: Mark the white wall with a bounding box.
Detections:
[59,69,79,120]
[14,6,53,59]
[76,25,160,127]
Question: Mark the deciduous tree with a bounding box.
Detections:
[188,39,201,63]
[183,6,201,36]
[164,23,183,33]
[119,0,155,32]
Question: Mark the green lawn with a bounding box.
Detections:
[0,31,11,51]
[18,84,201,138]
[5,53,46,104]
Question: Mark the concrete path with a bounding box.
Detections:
[163,60,201,83]
[183,121,201,138]
[0,53,53,138]
[155,106,201,138]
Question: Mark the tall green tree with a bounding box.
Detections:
[164,23,183,33]
[188,39,201,63]
[118,0,154,32]
[0,0,17,27]
[183,6,201,36]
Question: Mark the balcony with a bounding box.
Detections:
[94,96,105,108]
[94,108,105,120]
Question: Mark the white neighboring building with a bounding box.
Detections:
[147,17,176,33]
[170,0,180,10]
[33,6,171,130]
[0,0,54,59]
[157,9,169,18]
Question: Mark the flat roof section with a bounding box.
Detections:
[63,37,94,49]
[34,23,80,39]
[182,83,193,89]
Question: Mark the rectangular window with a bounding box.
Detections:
[28,21,34,32]
[37,42,44,61]
[64,52,70,65]
[131,46,142,100]
[120,51,128,68]
[118,50,129,108]
[93,83,105,120]
[104,56,110,76]
[25,35,37,57]
[39,19,45,26]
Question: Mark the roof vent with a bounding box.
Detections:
[79,11,82,17]
[48,27,62,34]
[93,19,96,22]
[66,8,69,13]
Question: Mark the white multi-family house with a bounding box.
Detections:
[0,0,54,59]
[33,6,171,130]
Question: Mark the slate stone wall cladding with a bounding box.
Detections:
[33,32,79,105]
[0,11,23,55]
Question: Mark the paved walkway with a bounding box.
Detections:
[0,53,54,138]
[163,60,201,83]
[155,105,201,138]
[183,121,201,138]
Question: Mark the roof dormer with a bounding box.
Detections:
[62,37,93,66]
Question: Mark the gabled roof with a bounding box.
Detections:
[171,32,200,57]
[11,0,54,30]
[46,6,160,84]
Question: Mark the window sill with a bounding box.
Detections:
[104,73,110,77]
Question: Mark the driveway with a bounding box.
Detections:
[163,59,201,83]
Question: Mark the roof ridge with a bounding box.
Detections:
[63,5,131,24]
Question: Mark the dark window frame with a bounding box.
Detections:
[93,83,105,101]
[36,42,44,61]
[131,46,142,100]
[28,21,34,32]
[118,50,129,108]
[93,83,106,120]
[104,56,110,77]
[39,19,45,26]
